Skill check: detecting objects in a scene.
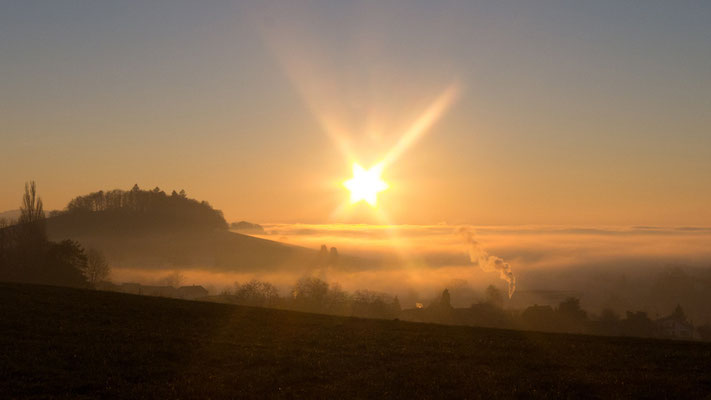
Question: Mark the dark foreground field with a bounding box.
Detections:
[1,283,710,399]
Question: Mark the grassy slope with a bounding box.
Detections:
[45,213,315,271]
[45,215,367,271]
[1,283,710,399]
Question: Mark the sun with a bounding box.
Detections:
[343,163,389,206]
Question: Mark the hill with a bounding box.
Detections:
[0,209,21,222]
[47,216,317,271]
[1,282,710,398]
[42,186,354,271]
[230,220,266,234]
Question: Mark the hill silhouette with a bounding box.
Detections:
[44,186,325,271]
[230,220,265,233]
[49,185,228,233]
[0,209,21,222]
[1,282,710,398]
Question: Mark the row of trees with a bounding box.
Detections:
[520,299,699,338]
[419,285,706,339]
[209,278,709,340]
[217,277,401,320]
[0,182,110,288]
[54,185,227,231]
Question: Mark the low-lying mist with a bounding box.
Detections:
[109,224,711,323]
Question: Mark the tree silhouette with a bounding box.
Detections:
[85,248,110,288]
[42,240,88,287]
[671,304,687,322]
[163,271,185,288]
[597,308,621,336]
[17,181,47,248]
[232,280,280,307]
[621,311,655,337]
[292,277,329,312]
[19,181,44,225]
[392,296,401,315]
[485,285,504,308]
[440,288,452,308]
[0,182,87,286]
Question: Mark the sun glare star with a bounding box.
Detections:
[343,163,389,206]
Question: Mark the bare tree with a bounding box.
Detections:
[19,181,44,224]
[84,248,110,288]
[17,181,47,245]
[234,280,280,307]
[163,271,185,288]
[291,276,329,312]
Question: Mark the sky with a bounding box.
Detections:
[2,1,710,225]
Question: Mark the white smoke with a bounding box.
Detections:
[459,227,516,298]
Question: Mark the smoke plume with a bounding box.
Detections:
[459,227,516,298]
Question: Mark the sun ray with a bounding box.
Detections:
[381,84,458,168]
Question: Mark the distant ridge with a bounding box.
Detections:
[0,209,21,222]
[230,221,265,234]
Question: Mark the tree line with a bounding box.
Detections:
[53,184,227,231]
[205,278,710,340]
[214,277,402,320]
[406,286,709,340]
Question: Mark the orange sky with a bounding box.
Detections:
[2,2,710,226]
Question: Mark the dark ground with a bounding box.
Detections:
[1,282,710,399]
